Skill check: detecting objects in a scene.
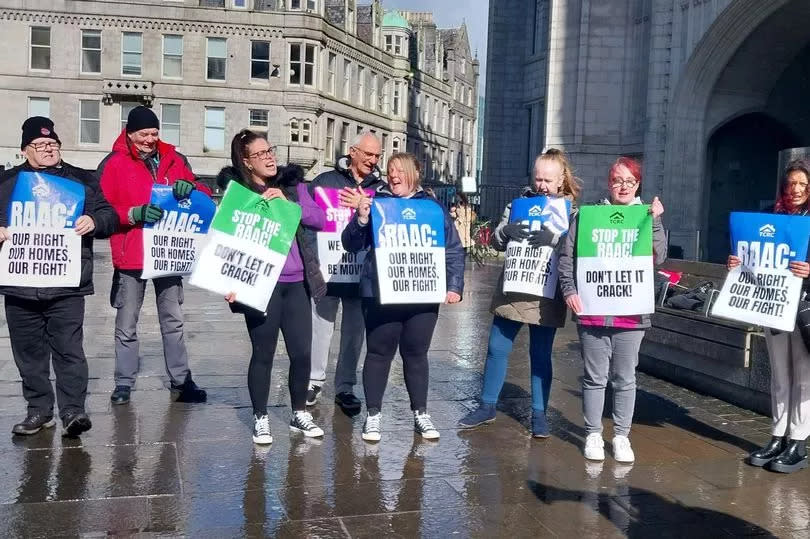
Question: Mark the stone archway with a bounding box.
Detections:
[704,113,799,263]
[662,0,810,259]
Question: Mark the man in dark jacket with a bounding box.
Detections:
[306,132,386,412]
[0,116,117,437]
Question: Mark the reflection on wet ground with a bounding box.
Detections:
[0,252,800,537]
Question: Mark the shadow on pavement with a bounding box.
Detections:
[558,384,761,454]
[527,479,777,537]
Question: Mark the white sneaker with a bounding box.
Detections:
[362,411,382,442]
[584,432,605,461]
[252,414,273,445]
[289,410,324,438]
[414,411,440,440]
[612,435,635,463]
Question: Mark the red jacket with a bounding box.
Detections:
[98,130,212,270]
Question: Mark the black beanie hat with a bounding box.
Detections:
[21,116,60,150]
[126,106,160,133]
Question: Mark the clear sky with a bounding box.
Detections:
[381,0,489,95]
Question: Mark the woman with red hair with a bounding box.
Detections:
[558,156,667,463]
[728,158,810,473]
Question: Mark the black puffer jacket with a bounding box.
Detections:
[341,185,465,300]
[215,165,326,314]
[307,156,386,297]
[0,161,117,300]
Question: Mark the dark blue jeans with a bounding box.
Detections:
[480,315,556,412]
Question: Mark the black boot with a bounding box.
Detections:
[12,413,56,435]
[768,439,808,474]
[170,375,207,403]
[748,436,785,467]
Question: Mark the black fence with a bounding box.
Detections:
[476,184,525,222]
[199,176,526,224]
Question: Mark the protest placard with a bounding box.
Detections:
[141,185,216,279]
[371,197,446,304]
[0,171,84,287]
[575,205,654,315]
[502,195,570,297]
[312,186,374,284]
[711,212,810,331]
[189,181,301,312]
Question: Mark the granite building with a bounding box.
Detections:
[483,0,810,261]
[0,0,478,189]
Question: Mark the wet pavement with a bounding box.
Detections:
[0,247,805,537]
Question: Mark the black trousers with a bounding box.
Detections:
[245,281,312,415]
[362,299,439,412]
[5,295,88,419]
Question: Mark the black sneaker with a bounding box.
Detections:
[335,392,362,412]
[62,411,92,437]
[110,385,131,405]
[170,377,207,403]
[252,414,273,445]
[306,384,322,407]
[289,411,324,437]
[12,413,56,435]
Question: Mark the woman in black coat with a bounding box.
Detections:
[342,152,465,443]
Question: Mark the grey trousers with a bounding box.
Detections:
[578,325,646,437]
[110,269,190,387]
[765,327,810,440]
[309,296,365,394]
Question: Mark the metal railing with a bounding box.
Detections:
[477,184,525,221]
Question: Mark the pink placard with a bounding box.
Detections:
[312,186,375,233]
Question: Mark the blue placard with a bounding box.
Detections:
[729,212,810,267]
[7,171,85,229]
[371,197,446,249]
[143,185,216,235]
[508,196,571,235]
[712,211,810,331]
[371,197,447,304]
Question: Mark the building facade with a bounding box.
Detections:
[0,0,478,190]
[483,0,810,261]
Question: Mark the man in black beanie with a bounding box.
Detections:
[0,116,117,437]
[97,106,212,405]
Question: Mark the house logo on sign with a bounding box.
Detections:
[609,211,624,224]
[401,208,417,220]
[759,224,776,238]
[528,205,543,217]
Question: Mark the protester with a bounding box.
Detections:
[558,156,666,463]
[450,193,476,252]
[459,149,579,437]
[307,132,386,413]
[729,159,810,473]
[0,116,117,436]
[342,152,465,442]
[219,129,327,445]
[98,106,210,405]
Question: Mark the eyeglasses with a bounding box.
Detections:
[28,141,61,152]
[610,178,639,189]
[351,147,382,160]
[249,147,276,160]
[787,180,809,190]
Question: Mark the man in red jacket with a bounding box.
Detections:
[98,106,210,405]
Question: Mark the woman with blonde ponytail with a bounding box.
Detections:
[459,148,580,437]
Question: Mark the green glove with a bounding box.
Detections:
[131,204,164,224]
[172,179,195,200]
